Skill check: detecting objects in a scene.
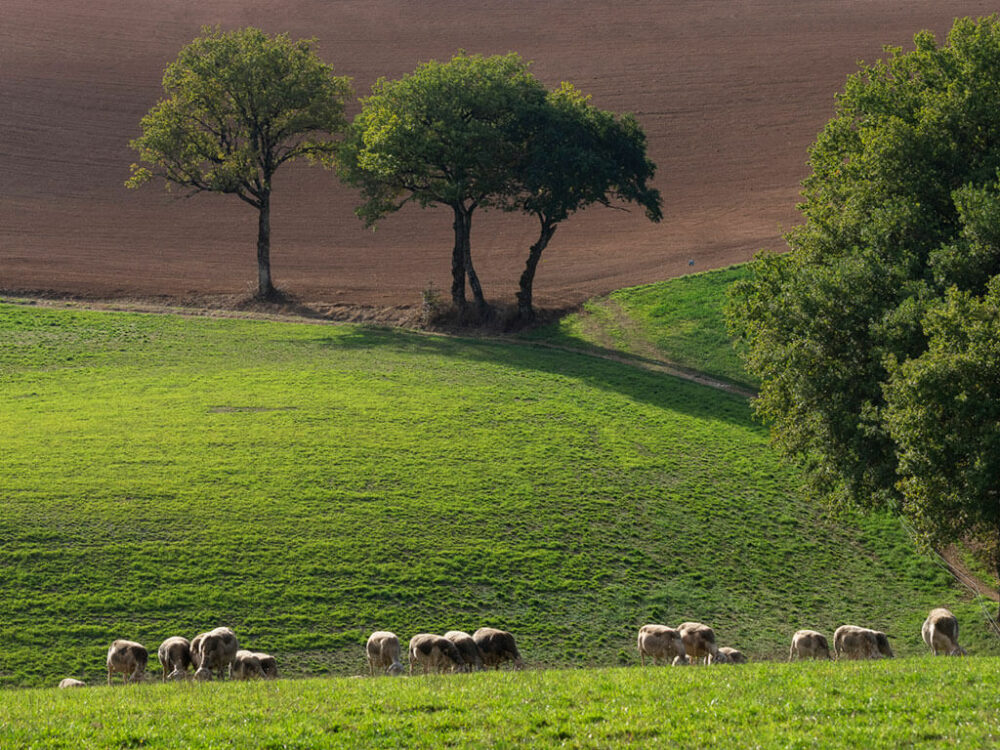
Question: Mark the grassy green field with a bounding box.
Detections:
[2,268,996,697]
[4,660,1000,748]
[523,265,753,389]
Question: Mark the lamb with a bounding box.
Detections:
[718,646,747,664]
[230,649,266,680]
[192,627,239,681]
[677,622,720,665]
[157,636,192,681]
[366,631,405,676]
[833,625,889,660]
[637,624,689,666]
[408,633,465,674]
[922,608,966,656]
[58,678,86,689]
[253,652,279,679]
[106,639,148,685]
[444,630,484,672]
[473,627,524,670]
[789,630,831,661]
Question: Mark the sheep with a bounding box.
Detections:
[922,608,966,656]
[678,622,720,665]
[253,652,279,679]
[106,639,148,685]
[789,630,831,661]
[718,646,747,664]
[189,632,207,671]
[157,636,192,681]
[192,627,238,681]
[366,631,405,676]
[58,678,86,689]
[408,633,465,675]
[637,624,689,666]
[873,630,895,658]
[473,627,524,670]
[444,630,484,672]
[230,650,266,680]
[833,625,889,660]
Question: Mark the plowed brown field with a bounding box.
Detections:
[1,1,993,310]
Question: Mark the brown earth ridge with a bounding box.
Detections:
[1,1,995,311]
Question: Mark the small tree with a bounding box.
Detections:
[337,52,547,317]
[510,83,662,321]
[127,27,352,300]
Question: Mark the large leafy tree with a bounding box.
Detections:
[884,282,1000,606]
[509,83,662,321]
[127,27,352,300]
[337,52,547,317]
[727,16,1000,592]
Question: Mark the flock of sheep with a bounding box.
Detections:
[55,608,965,689]
[638,608,967,667]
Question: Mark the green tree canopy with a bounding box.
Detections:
[884,281,1000,585]
[127,27,352,300]
[727,15,1000,596]
[337,52,548,316]
[509,82,662,321]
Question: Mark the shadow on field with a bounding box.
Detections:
[308,327,756,428]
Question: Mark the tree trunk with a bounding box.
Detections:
[451,206,468,308]
[516,219,558,321]
[256,191,276,300]
[462,213,488,318]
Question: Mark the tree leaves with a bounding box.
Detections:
[727,16,1000,562]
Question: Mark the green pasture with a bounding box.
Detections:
[0,269,995,691]
[524,265,752,388]
[4,660,1000,748]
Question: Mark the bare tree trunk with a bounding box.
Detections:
[517,218,557,321]
[256,191,276,300]
[451,206,468,308]
[462,212,488,318]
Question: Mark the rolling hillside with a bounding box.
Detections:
[2,269,995,688]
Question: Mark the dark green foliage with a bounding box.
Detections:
[884,281,1000,559]
[337,52,546,313]
[727,18,1000,562]
[508,83,662,320]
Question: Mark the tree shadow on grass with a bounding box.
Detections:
[302,326,758,429]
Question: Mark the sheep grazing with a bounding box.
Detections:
[789,630,831,661]
[192,627,239,681]
[637,624,689,666]
[922,608,966,656]
[473,627,524,670]
[408,633,465,675]
[253,652,279,679]
[58,678,86,689]
[157,636,192,681]
[718,646,747,664]
[678,622,720,665]
[873,630,894,659]
[366,631,405,676]
[444,630,484,672]
[230,650,266,680]
[106,639,148,685]
[833,625,892,660]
